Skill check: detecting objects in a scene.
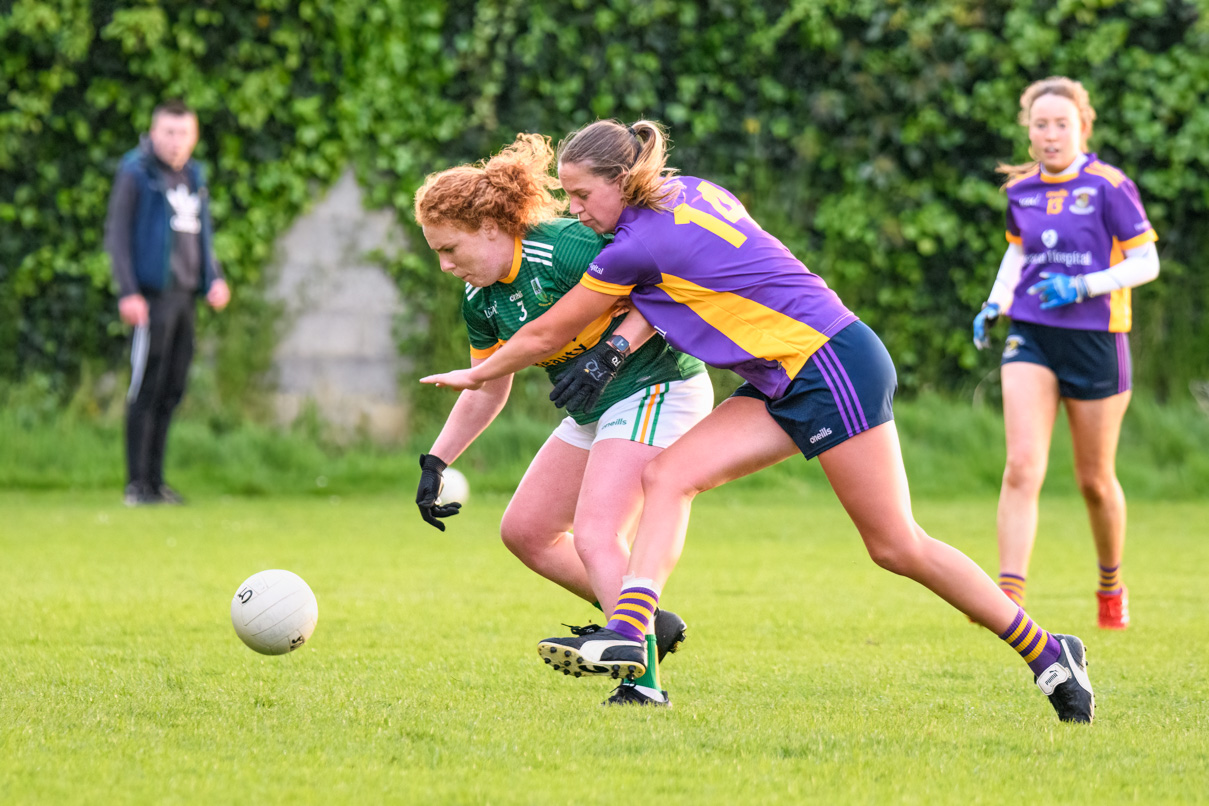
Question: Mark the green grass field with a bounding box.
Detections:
[2,489,1206,804]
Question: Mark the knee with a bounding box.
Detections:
[573,527,625,566]
[499,512,543,560]
[640,454,698,501]
[1002,455,1045,495]
[864,530,926,577]
[157,389,186,413]
[1076,473,1118,507]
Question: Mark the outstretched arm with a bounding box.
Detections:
[428,359,514,463]
[421,284,619,390]
[416,357,513,531]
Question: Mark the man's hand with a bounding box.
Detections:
[118,294,149,327]
[1028,272,1088,310]
[416,454,461,532]
[972,302,1000,351]
[549,338,627,411]
[420,369,483,391]
[207,278,231,311]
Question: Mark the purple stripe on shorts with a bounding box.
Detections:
[822,344,869,431]
[815,347,859,436]
[1116,333,1130,394]
[813,351,854,437]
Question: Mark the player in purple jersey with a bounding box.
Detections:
[412,134,713,703]
[972,77,1160,631]
[424,120,1094,722]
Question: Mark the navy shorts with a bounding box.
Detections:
[1001,320,1131,400]
[731,321,897,460]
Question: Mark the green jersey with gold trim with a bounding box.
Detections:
[462,219,705,425]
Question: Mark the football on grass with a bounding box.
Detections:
[231,569,319,655]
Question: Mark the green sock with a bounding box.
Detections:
[629,634,661,691]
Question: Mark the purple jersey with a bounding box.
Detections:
[580,176,857,399]
[1005,154,1157,332]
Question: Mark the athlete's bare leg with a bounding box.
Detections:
[1065,391,1131,570]
[501,434,594,601]
[997,362,1061,579]
[571,438,663,616]
[818,423,1019,632]
[625,397,798,588]
[622,396,1017,632]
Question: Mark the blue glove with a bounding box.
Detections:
[1027,272,1088,310]
[972,303,1000,351]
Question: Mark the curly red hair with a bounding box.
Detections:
[414,133,563,237]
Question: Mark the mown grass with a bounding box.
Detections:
[1,490,1205,804]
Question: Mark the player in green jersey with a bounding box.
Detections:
[412,134,713,705]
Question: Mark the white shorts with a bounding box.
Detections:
[552,373,714,450]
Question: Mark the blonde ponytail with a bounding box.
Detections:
[557,119,680,211]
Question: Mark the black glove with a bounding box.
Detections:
[416,453,461,532]
[550,339,627,411]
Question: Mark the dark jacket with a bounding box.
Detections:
[105,139,219,297]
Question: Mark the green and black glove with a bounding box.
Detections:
[550,335,629,412]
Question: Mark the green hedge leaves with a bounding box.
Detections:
[4,0,1207,422]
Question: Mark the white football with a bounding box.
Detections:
[438,467,470,505]
[231,569,318,655]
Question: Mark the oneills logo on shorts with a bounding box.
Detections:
[809,426,832,445]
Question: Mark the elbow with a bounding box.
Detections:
[538,333,566,354]
[528,326,568,357]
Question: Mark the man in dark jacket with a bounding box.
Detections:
[105,100,230,506]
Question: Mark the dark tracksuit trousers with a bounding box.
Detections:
[126,289,196,488]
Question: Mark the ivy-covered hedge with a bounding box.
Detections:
[4,0,1208,428]
[435,0,1209,399]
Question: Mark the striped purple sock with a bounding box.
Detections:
[1098,563,1122,595]
[999,607,1061,676]
[607,585,659,643]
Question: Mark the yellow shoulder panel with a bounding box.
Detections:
[1086,162,1126,188]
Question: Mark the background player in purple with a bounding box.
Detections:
[972,77,1160,630]
[424,119,1095,722]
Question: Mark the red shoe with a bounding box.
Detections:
[1097,588,1130,630]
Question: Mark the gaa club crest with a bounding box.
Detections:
[1070,186,1097,215]
[531,277,554,306]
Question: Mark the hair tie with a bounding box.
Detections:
[626,126,638,138]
